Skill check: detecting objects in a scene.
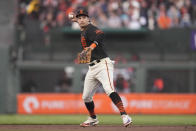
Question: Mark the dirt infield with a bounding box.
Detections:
[0,125,195,131]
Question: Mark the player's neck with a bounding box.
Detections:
[80,27,86,31]
[80,23,90,31]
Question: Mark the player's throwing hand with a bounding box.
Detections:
[68,12,77,22]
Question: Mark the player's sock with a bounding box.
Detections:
[109,92,127,115]
[85,101,96,119]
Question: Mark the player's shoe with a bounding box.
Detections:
[80,117,99,127]
[121,114,132,127]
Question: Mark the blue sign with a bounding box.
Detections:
[191,31,196,50]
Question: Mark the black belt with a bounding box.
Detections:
[89,59,101,66]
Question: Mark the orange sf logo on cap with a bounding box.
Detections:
[80,10,83,14]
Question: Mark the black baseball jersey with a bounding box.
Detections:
[80,24,108,62]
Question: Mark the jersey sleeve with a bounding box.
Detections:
[87,26,104,47]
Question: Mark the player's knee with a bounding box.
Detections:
[103,85,115,96]
[107,90,115,96]
[82,95,92,102]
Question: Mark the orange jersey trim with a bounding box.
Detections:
[105,60,114,91]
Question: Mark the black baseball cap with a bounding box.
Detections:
[76,8,89,18]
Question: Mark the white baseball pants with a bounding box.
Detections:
[82,57,116,102]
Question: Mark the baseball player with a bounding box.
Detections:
[69,8,132,127]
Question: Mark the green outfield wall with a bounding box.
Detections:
[1,27,196,113]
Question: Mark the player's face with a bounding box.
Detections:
[77,16,90,28]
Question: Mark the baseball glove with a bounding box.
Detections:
[77,47,92,64]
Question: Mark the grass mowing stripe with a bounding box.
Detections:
[0,115,86,125]
[0,115,196,125]
[133,115,196,126]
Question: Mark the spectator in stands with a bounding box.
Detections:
[113,68,136,93]
[127,0,141,30]
[114,55,127,64]
[22,79,38,93]
[147,3,157,30]
[114,74,130,93]
[56,11,66,27]
[180,6,191,27]
[17,0,196,31]
[157,4,171,29]
[152,77,164,92]
[185,0,194,23]
[167,4,180,27]
[54,72,72,93]
[108,10,122,28]
[96,9,108,28]
[140,0,148,27]
[26,0,40,19]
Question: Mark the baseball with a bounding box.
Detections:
[68,13,74,19]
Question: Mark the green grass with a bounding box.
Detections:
[0,114,196,125]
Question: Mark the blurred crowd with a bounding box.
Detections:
[17,0,196,31]
[22,67,136,93]
[80,67,136,93]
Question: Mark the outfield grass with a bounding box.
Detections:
[0,115,196,125]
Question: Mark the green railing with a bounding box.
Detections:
[62,27,148,35]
